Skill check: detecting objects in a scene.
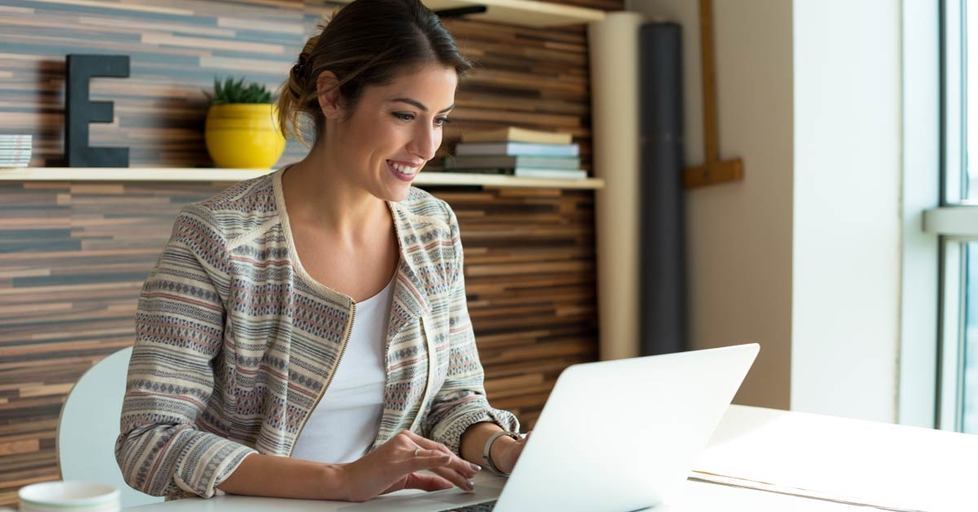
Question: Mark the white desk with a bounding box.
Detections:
[691,405,978,511]
[127,405,978,511]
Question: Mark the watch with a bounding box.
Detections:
[482,430,521,477]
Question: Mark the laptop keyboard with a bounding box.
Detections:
[438,499,497,511]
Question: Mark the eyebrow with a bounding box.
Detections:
[389,97,455,113]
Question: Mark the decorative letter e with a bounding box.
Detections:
[65,54,130,167]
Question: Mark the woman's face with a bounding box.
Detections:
[328,63,458,202]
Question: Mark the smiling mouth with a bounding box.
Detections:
[387,160,420,180]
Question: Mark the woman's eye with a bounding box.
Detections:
[393,112,450,127]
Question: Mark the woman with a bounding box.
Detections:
[115,0,527,502]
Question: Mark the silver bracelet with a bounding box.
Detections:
[482,430,521,476]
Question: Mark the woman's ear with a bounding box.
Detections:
[315,70,342,119]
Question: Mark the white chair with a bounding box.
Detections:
[57,347,164,508]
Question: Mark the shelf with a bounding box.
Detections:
[0,167,605,190]
[333,0,606,27]
[415,171,603,189]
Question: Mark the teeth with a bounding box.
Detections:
[389,161,418,176]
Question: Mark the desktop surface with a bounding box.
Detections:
[125,405,978,512]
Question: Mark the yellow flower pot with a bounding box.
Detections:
[205,104,286,169]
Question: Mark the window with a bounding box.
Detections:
[965,244,978,431]
[925,0,978,434]
[929,236,978,433]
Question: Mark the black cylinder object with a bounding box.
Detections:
[639,22,686,356]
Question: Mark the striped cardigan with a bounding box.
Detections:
[115,169,519,499]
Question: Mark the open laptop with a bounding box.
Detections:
[344,343,759,512]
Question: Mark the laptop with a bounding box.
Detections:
[344,343,759,512]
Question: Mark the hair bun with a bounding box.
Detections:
[275,0,469,146]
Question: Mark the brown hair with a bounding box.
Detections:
[276,0,472,144]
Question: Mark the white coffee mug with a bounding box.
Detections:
[18,481,120,512]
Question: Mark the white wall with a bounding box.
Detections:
[626,0,905,420]
[626,0,794,409]
[791,0,902,422]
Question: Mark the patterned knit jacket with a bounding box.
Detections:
[115,169,520,499]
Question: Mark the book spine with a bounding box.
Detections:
[455,143,579,157]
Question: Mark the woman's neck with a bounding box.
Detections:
[282,147,389,245]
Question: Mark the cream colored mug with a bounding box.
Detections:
[18,481,119,512]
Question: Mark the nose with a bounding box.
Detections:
[408,122,440,161]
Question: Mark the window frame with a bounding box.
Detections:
[919,0,977,433]
[900,0,942,429]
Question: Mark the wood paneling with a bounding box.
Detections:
[0,0,619,504]
[0,0,613,172]
[0,181,226,505]
[443,187,598,430]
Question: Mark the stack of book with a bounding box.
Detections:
[445,127,585,179]
[0,135,32,168]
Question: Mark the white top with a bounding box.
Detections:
[291,277,395,464]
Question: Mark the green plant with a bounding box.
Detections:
[205,77,273,104]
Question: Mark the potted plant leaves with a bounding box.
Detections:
[204,77,286,169]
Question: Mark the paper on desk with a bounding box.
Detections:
[688,471,925,512]
[665,478,895,512]
[692,406,978,512]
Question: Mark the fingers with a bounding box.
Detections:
[401,430,480,478]
[350,432,483,502]
[400,472,455,493]
[402,430,453,455]
[404,449,475,492]
[390,430,481,493]
[425,465,476,492]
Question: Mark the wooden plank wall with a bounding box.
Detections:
[442,187,597,424]
[0,0,618,169]
[0,0,620,505]
[0,181,230,504]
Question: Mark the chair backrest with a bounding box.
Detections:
[57,347,163,508]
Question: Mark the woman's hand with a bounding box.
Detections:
[492,431,531,475]
[339,430,482,502]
